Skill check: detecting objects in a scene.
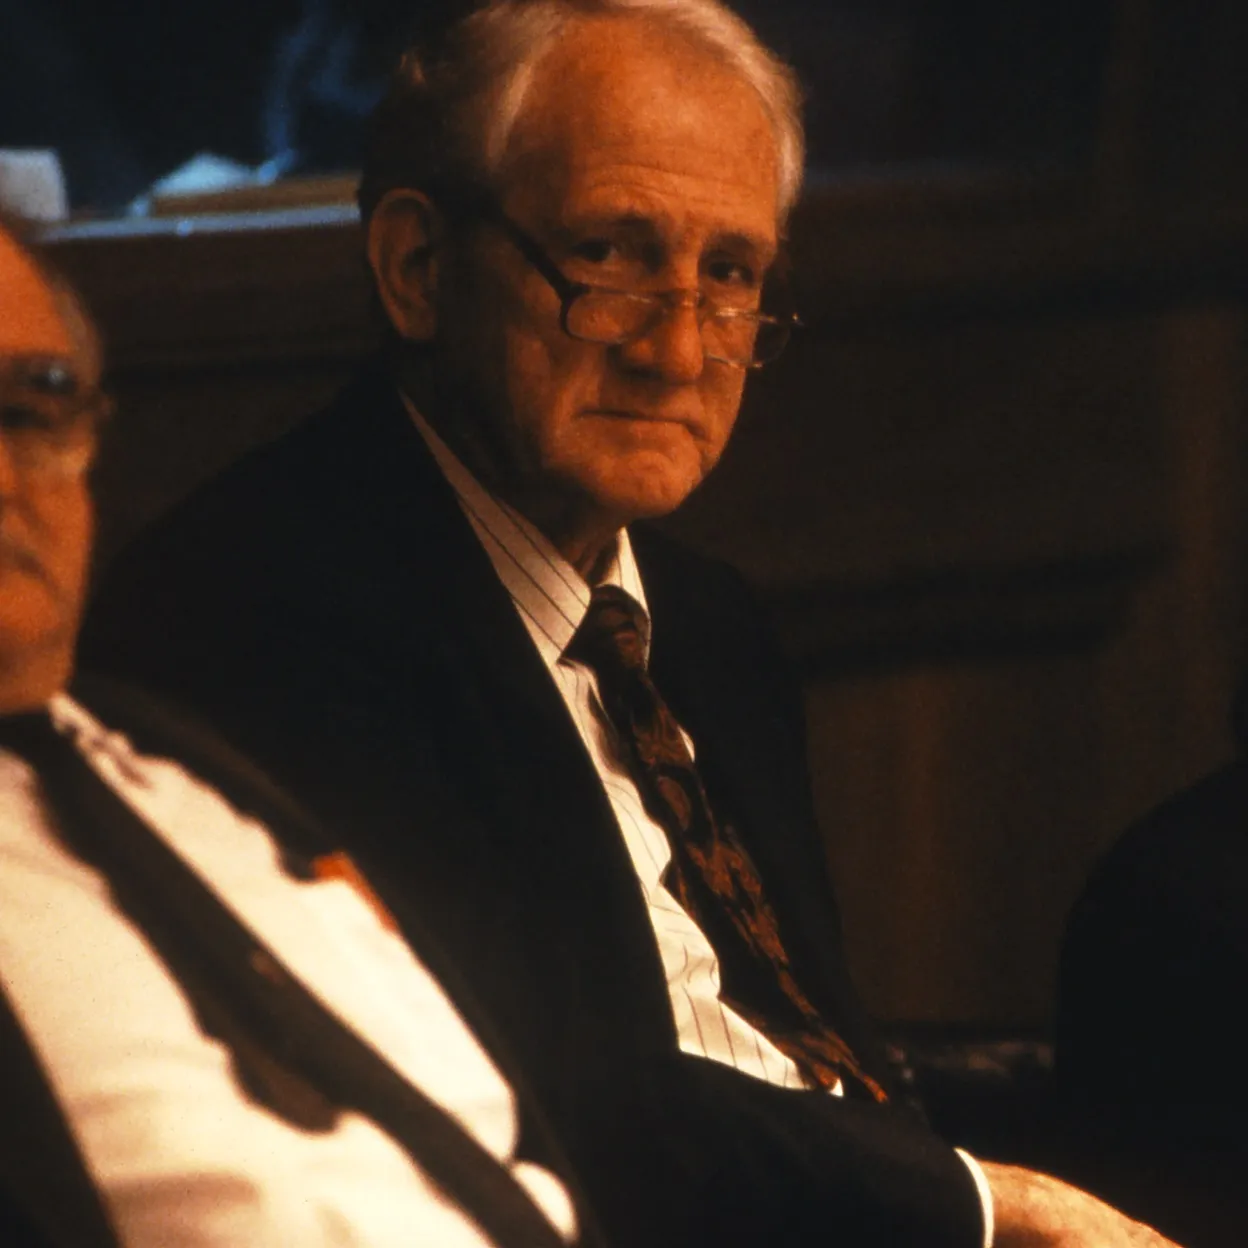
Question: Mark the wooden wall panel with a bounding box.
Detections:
[805,657,1106,1025]
[669,310,1166,610]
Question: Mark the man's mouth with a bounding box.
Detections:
[591,409,700,433]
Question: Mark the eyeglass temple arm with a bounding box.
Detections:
[483,205,588,303]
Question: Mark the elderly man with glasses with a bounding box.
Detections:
[83,3,1182,1246]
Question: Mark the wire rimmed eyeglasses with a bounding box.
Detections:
[475,202,801,370]
[0,356,111,481]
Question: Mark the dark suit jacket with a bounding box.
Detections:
[0,678,580,1248]
[1056,756,1248,1150]
[82,363,985,1246]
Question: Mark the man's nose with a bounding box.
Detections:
[618,295,706,383]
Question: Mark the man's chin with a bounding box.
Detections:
[598,475,702,525]
[586,449,709,524]
[0,627,75,712]
[0,599,73,658]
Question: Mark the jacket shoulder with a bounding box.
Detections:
[81,366,408,658]
[1081,758,1248,914]
[113,366,396,562]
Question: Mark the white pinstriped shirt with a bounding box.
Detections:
[411,410,818,1091]
[408,407,996,1246]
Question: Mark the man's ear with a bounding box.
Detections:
[366,189,444,342]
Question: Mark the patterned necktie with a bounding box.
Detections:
[567,585,887,1103]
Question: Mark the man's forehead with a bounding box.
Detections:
[0,231,75,359]
[502,15,780,242]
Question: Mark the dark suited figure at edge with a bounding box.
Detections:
[1057,679,1248,1230]
[82,2,1181,1245]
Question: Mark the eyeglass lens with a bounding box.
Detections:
[0,360,102,477]
[566,291,788,366]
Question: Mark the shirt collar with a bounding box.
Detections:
[403,395,649,672]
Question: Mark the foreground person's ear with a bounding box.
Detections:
[367,189,444,343]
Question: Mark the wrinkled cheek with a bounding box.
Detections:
[504,331,593,464]
[702,392,744,473]
[33,492,93,617]
[0,573,68,645]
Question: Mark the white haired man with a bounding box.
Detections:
[0,217,584,1246]
[83,3,1183,1245]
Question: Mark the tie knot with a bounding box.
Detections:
[566,585,650,674]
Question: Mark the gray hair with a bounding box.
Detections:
[358,0,804,227]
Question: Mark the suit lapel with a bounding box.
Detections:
[305,382,678,1082]
[635,527,815,913]
[71,675,336,867]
